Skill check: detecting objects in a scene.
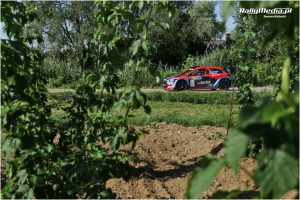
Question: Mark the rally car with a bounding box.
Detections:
[163,66,232,91]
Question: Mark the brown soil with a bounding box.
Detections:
[106,123,258,199]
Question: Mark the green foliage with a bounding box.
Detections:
[43,60,180,89]
[187,1,299,199]
[273,41,299,94]
[228,3,299,94]
[127,101,237,128]
[245,138,263,158]
[1,2,51,198]
[224,129,249,174]
[27,1,96,70]
[187,156,225,199]
[48,91,77,102]
[255,149,298,198]
[148,91,272,105]
[187,91,299,199]
[188,1,221,40]
[50,101,238,128]
[183,49,234,69]
[48,90,273,106]
[1,1,172,198]
[149,91,233,105]
[158,65,181,81]
[42,56,82,88]
[230,18,257,106]
[148,1,221,65]
[120,61,177,88]
[251,37,287,86]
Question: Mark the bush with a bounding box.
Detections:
[2,1,169,198]
[182,49,235,70]
[47,91,117,108]
[146,91,273,105]
[147,91,235,104]
[120,61,156,87]
[48,91,77,102]
[158,64,181,80]
[120,61,180,88]
[42,57,82,88]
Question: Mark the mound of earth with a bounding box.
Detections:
[106,123,258,199]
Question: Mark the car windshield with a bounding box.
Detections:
[179,70,192,76]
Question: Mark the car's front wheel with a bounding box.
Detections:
[175,80,188,91]
[219,79,230,90]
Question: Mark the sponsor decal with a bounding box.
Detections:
[197,81,211,85]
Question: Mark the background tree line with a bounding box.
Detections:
[25,1,224,87]
[25,1,298,92]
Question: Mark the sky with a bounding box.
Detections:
[215,1,235,34]
[0,1,235,40]
[0,22,7,39]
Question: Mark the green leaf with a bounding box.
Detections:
[255,149,299,198]
[225,129,250,174]
[281,58,290,94]
[209,190,239,199]
[136,90,146,105]
[277,57,291,102]
[16,184,31,196]
[130,39,142,57]
[138,1,144,10]
[210,190,260,199]
[260,101,295,126]
[111,127,126,151]
[141,40,149,55]
[25,188,33,199]
[155,76,160,83]
[237,107,260,129]
[159,22,169,30]
[186,157,225,199]
[143,105,151,115]
[17,169,28,184]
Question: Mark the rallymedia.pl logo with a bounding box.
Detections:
[239,8,292,18]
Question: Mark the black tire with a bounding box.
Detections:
[175,80,188,91]
[219,79,230,90]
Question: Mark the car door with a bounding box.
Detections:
[189,69,211,88]
[208,68,223,83]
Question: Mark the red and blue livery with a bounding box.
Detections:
[163,66,232,91]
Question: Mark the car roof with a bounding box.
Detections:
[190,66,224,70]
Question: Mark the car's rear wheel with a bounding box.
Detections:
[219,79,230,90]
[175,80,188,91]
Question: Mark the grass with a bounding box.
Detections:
[48,90,274,106]
[48,90,274,128]
[50,101,239,128]
[127,101,239,127]
[146,90,274,105]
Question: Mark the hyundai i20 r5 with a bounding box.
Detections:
[163,66,232,91]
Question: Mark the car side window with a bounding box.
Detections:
[190,69,205,76]
[190,70,198,76]
[209,69,223,74]
[199,69,207,75]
